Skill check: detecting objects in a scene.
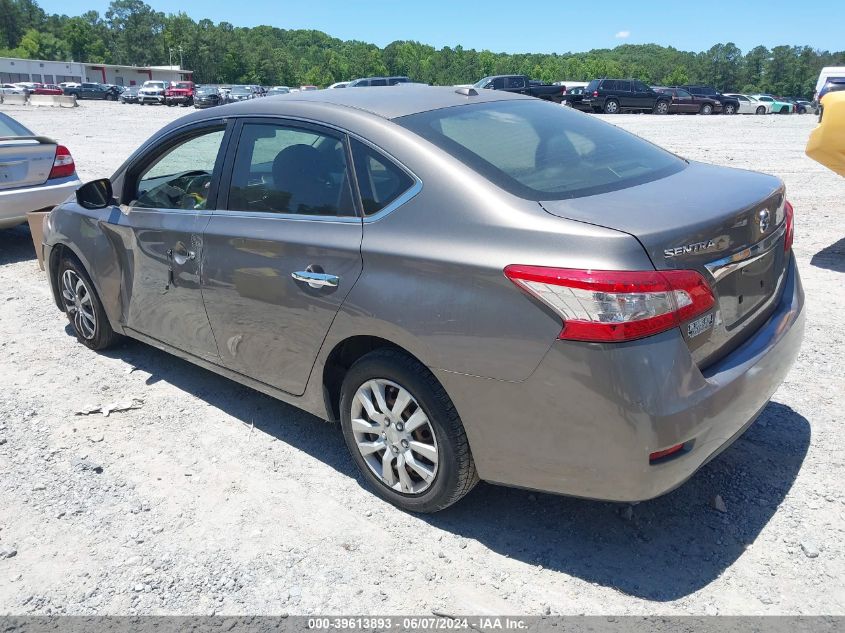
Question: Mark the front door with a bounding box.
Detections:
[113,122,230,361]
[201,119,364,395]
[675,88,697,112]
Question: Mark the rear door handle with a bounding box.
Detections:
[291,270,339,289]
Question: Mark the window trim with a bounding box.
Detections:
[214,116,362,222]
[209,115,421,224]
[121,118,234,213]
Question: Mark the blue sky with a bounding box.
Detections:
[37,0,843,54]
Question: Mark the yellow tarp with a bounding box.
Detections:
[806,92,845,177]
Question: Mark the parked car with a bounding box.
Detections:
[119,85,140,104]
[561,86,591,111]
[138,81,169,105]
[751,94,793,114]
[0,112,81,230]
[42,87,803,513]
[328,82,349,89]
[300,85,318,91]
[723,93,770,115]
[347,76,411,87]
[581,78,671,114]
[806,91,845,177]
[813,66,845,103]
[795,100,815,115]
[218,87,232,103]
[681,85,739,114]
[267,86,291,96]
[1,83,24,96]
[817,80,845,104]
[473,75,565,104]
[164,81,195,106]
[655,87,722,114]
[59,82,81,89]
[32,84,63,96]
[191,86,221,108]
[229,85,257,101]
[63,82,120,101]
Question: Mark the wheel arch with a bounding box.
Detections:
[321,335,427,422]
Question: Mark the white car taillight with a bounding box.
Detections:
[48,145,75,179]
[504,266,715,342]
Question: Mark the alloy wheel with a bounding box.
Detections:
[350,378,439,494]
[61,269,97,339]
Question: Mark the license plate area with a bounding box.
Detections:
[716,247,780,329]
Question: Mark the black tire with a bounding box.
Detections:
[339,349,478,513]
[779,106,790,114]
[57,256,121,351]
[723,103,736,115]
[756,105,766,115]
[700,103,713,115]
[653,100,669,115]
[603,99,620,114]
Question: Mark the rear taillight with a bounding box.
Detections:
[49,145,75,179]
[784,200,794,252]
[592,90,599,97]
[504,266,715,343]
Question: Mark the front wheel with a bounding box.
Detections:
[339,349,478,513]
[700,103,713,115]
[653,100,669,115]
[756,106,766,114]
[58,256,120,351]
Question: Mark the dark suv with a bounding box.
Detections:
[582,79,671,114]
[681,85,739,114]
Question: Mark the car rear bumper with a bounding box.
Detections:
[0,175,80,228]
[437,255,805,502]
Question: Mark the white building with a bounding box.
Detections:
[0,57,193,86]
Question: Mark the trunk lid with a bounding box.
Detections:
[540,161,790,367]
[0,136,57,191]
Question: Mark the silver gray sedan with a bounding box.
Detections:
[42,86,804,512]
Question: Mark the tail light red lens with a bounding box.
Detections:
[48,145,75,179]
[504,266,716,343]
[592,90,599,97]
[784,200,794,252]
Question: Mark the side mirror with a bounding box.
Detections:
[76,178,114,210]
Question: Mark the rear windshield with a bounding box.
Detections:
[396,100,685,200]
[0,113,32,136]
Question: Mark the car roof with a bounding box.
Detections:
[196,85,533,120]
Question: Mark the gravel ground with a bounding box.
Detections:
[0,101,843,616]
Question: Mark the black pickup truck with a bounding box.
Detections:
[473,75,565,103]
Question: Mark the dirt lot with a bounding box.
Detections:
[0,101,843,616]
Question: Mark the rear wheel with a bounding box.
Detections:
[723,103,736,115]
[339,349,478,513]
[653,100,669,115]
[700,103,713,115]
[756,105,766,114]
[603,99,620,114]
[58,256,120,351]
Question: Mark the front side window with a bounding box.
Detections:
[618,81,632,92]
[132,128,225,210]
[227,123,355,217]
[634,81,650,92]
[397,100,685,201]
[351,139,415,216]
[676,89,693,98]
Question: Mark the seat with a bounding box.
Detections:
[271,144,338,214]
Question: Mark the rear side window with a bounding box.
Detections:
[370,79,387,87]
[602,80,617,90]
[506,76,525,89]
[351,139,415,216]
[227,123,355,217]
[618,81,632,91]
[397,100,685,201]
[585,80,599,92]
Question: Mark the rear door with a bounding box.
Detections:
[201,118,363,395]
[616,80,634,107]
[633,81,654,109]
[675,88,697,112]
[107,120,230,361]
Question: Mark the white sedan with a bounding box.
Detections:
[724,93,771,114]
[0,112,81,229]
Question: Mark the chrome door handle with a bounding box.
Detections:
[291,270,339,289]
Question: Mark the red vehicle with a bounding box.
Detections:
[32,84,63,96]
[164,81,195,106]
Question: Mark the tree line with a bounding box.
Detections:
[2,0,843,97]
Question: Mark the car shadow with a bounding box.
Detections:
[810,237,845,272]
[96,338,809,602]
[0,224,37,265]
